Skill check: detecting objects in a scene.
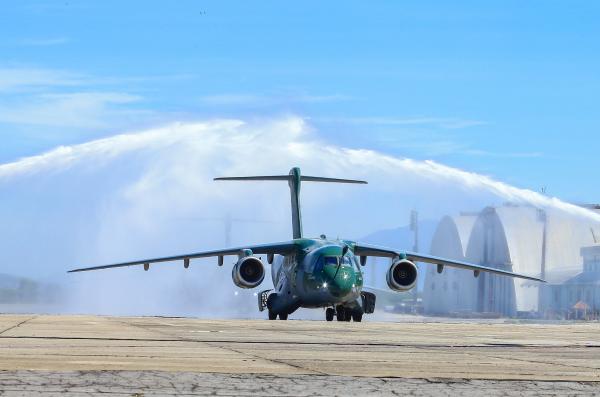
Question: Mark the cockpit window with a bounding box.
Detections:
[311,255,357,273]
[325,257,338,266]
[313,256,330,272]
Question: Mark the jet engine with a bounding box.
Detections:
[386,259,418,292]
[232,256,265,289]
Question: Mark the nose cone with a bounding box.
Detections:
[323,265,356,297]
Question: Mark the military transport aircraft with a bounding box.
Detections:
[70,167,544,322]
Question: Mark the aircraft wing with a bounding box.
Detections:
[68,241,297,273]
[362,285,399,296]
[353,242,545,283]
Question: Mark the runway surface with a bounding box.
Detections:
[0,314,599,395]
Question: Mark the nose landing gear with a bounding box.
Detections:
[351,310,363,322]
[327,306,362,322]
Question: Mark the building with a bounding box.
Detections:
[540,244,600,319]
[423,204,599,317]
[422,213,477,315]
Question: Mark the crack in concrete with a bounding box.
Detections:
[411,344,600,374]
[106,317,328,376]
[0,316,36,336]
[207,341,328,376]
[3,334,596,350]
[0,371,598,396]
[471,350,600,374]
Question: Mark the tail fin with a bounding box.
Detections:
[215,167,367,239]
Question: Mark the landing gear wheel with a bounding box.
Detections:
[352,310,363,322]
[344,308,352,322]
[278,313,288,320]
[325,308,334,322]
[336,306,346,321]
[268,310,277,320]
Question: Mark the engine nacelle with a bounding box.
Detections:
[232,256,265,289]
[386,259,418,292]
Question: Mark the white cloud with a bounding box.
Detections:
[199,94,266,106]
[318,116,486,129]
[293,94,354,103]
[0,68,194,138]
[0,67,83,92]
[460,149,543,158]
[0,67,147,128]
[318,117,543,158]
[0,91,148,129]
[199,93,353,106]
[375,135,542,159]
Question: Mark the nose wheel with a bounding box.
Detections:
[330,306,363,322]
[344,308,352,322]
[335,305,349,321]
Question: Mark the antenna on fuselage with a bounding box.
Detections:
[214,167,367,240]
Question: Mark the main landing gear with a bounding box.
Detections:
[325,308,335,321]
[261,290,287,320]
[325,306,362,322]
[324,292,374,322]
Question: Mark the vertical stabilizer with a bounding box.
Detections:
[288,167,303,239]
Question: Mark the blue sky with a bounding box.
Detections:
[1,1,599,201]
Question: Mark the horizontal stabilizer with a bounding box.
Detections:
[215,167,367,239]
[214,175,290,181]
[214,175,367,184]
[300,176,367,184]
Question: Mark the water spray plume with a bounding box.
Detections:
[1,116,596,223]
[0,116,597,317]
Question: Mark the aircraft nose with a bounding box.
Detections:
[324,267,355,297]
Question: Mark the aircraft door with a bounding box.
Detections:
[271,255,284,285]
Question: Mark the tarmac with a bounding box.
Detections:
[0,314,599,395]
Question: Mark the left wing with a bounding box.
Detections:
[353,242,545,283]
[68,241,296,273]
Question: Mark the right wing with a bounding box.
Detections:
[68,241,297,273]
[353,242,545,283]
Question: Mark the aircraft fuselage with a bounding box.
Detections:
[267,238,365,316]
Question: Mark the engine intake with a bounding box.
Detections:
[232,256,265,289]
[386,259,418,292]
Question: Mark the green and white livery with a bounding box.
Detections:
[70,167,544,322]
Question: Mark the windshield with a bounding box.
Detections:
[313,256,355,273]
